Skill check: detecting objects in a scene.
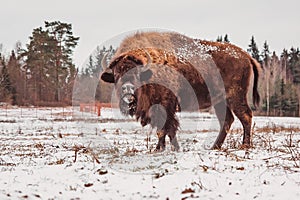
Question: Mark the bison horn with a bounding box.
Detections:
[100,53,115,83]
[101,53,109,70]
[145,51,152,67]
[139,51,153,81]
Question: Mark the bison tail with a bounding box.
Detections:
[251,58,261,108]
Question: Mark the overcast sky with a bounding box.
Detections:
[1,0,299,67]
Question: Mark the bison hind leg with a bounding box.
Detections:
[212,101,234,149]
[232,104,253,149]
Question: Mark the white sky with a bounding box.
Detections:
[1,0,300,68]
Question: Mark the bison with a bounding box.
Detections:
[100,31,260,151]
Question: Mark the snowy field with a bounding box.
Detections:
[0,106,300,200]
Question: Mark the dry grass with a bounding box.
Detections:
[255,122,300,134]
[72,144,101,164]
[222,123,300,169]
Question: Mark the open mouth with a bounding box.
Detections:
[119,93,137,116]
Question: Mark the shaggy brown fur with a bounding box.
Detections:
[101,31,261,150]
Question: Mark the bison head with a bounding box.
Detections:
[100,52,153,116]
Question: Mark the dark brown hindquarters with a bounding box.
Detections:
[212,58,260,149]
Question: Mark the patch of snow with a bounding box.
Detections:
[0,107,300,199]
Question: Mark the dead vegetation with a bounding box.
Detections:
[1,108,300,199]
[1,118,299,174]
[73,144,101,164]
[255,122,300,134]
[221,123,300,170]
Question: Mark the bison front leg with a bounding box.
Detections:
[166,108,180,151]
[232,104,253,149]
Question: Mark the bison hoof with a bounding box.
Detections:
[170,137,180,152]
[155,144,165,152]
[239,143,252,149]
[211,144,222,150]
[154,147,165,152]
[171,145,180,152]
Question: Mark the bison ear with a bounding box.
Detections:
[140,69,153,82]
[101,71,115,83]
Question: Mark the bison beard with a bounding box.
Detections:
[119,93,137,116]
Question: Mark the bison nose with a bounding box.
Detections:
[122,82,135,94]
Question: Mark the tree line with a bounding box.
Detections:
[72,46,115,105]
[0,21,79,106]
[247,36,300,116]
[1,25,300,116]
[91,35,300,117]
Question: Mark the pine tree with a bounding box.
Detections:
[6,50,23,105]
[21,21,79,105]
[84,55,95,77]
[224,34,230,43]
[216,35,230,43]
[247,36,261,63]
[22,27,54,103]
[94,45,115,102]
[288,47,300,84]
[0,58,14,103]
[44,21,79,102]
[216,36,223,42]
[261,41,270,65]
[281,81,299,116]
[284,47,300,116]
[288,48,300,69]
[280,49,289,82]
[94,45,115,75]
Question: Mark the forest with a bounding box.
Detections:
[1,22,300,116]
[0,21,79,106]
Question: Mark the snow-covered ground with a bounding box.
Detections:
[0,107,299,200]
